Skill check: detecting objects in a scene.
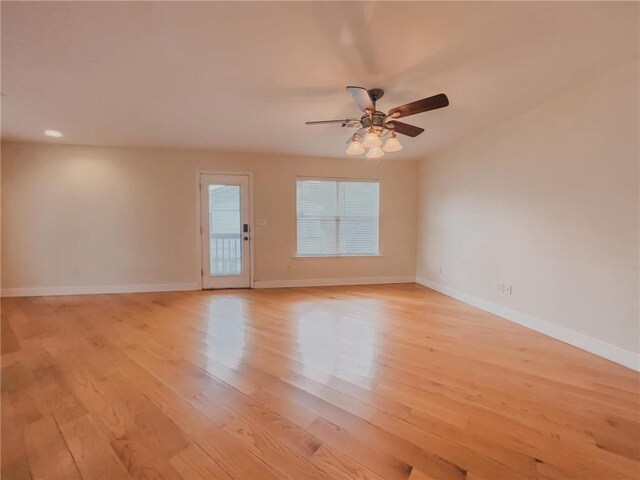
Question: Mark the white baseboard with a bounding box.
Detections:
[1,282,199,298]
[415,277,639,372]
[1,276,413,296]
[253,276,415,289]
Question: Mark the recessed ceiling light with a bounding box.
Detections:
[44,129,63,138]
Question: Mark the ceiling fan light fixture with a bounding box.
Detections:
[346,139,365,155]
[366,145,384,159]
[382,133,403,152]
[362,130,381,148]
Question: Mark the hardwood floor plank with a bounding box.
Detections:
[169,443,233,480]
[1,381,32,480]
[408,468,438,480]
[1,312,22,355]
[32,365,87,426]
[2,284,638,480]
[85,333,282,480]
[310,444,386,480]
[193,383,322,459]
[23,415,82,480]
[2,363,46,425]
[41,343,186,479]
[252,384,467,480]
[58,414,131,480]
[306,417,413,480]
[222,415,331,480]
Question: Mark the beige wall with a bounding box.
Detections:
[1,143,418,291]
[416,60,639,354]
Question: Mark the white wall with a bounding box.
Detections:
[1,143,418,294]
[416,60,639,361]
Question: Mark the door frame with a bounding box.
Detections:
[196,170,254,289]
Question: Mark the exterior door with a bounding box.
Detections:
[200,174,251,289]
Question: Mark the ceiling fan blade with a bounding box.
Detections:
[387,93,449,119]
[346,86,374,113]
[386,120,425,137]
[306,119,360,127]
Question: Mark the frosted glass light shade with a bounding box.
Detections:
[346,139,365,155]
[382,135,403,152]
[362,130,382,148]
[366,145,385,159]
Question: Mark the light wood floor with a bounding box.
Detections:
[2,284,639,480]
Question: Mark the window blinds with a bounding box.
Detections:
[296,179,379,256]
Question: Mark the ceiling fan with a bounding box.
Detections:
[305,86,449,159]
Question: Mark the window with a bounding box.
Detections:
[296,178,379,256]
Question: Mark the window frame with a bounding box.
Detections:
[295,176,382,258]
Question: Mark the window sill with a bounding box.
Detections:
[293,254,383,259]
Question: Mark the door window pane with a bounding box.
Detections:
[209,185,242,275]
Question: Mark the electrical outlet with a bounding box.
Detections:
[496,283,504,293]
[439,267,443,276]
[505,284,512,295]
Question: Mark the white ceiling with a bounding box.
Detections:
[2,1,638,160]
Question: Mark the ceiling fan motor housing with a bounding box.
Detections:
[361,111,387,132]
